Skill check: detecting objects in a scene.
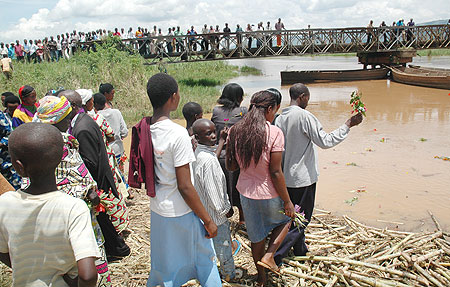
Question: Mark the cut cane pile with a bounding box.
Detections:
[109,190,450,287]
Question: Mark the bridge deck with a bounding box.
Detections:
[86,25,450,64]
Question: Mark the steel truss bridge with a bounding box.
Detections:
[109,24,450,64]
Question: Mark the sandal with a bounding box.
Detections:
[232,239,241,256]
[257,261,281,276]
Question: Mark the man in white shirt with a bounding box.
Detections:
[0,43,7,57]
[201,24,209,50]
[274,83,363,263]
[275,18,285,47]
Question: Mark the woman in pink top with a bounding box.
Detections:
[226,91,294,286]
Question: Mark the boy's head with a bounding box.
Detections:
[99,83,114,102]
[146,73,179,110]
[93,92,106,111]
[4,95,20,117]
[182,102,203,125]
[192,119,217,146]
[60,90,82,120]
[1,91,15,107]
[9,123,63,178]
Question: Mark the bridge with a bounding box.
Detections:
[105,24,450,64]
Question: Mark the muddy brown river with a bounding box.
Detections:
[225,55,450,232]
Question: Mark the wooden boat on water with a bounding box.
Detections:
[390,65,450,90]
[280,68,389,84]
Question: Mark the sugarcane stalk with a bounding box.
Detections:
[291,255,428,285]
[331,270,392,287]
[412,250,443,264]
[324,275,339,287]
[282,269,329,284]
[428,210,442,231]
[413,262,444,287]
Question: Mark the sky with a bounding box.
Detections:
[0,0,449,43]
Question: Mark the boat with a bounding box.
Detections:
[390,66,450,90]
[408,65,450,73]
[280,68,389,84]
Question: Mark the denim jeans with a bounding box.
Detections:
[212,220,235,280]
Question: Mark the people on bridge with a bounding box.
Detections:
[1,17,438,62]
[246,24,253,49]
[407,19,415,43]
[275,18,285,47]
[367,20,374,44]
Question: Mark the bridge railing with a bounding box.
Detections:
[80,24,450,63]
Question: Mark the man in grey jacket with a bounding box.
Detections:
[274,83,363,264]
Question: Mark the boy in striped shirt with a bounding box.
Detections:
[192,119,237,281]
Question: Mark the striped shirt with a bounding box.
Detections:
[193,144,231,226]
[0,190,100,286]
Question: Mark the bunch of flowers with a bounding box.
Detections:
[350,90,367,117]
[281,204,307,233]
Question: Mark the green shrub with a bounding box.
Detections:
[0,37,257,125]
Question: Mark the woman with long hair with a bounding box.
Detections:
[211,83,247,224]
[226,90,294,286]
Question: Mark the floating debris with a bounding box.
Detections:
[435,156,450,162]
[345,197,359,206]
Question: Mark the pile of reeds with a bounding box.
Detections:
[110,190,450,287]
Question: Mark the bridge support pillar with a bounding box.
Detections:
[357,50,416,69]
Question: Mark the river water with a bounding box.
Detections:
[225,55,450,232]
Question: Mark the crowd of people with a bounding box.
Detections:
[2,17,449,76]
[0,18,287,66]
[366,18,419,44]
[0,72,363,286]
[0,83,130,286]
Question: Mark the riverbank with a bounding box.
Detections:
[0,38,258,124]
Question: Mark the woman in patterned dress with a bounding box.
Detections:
[32,95,112,286]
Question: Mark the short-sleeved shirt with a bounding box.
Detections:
[150,119,196,217]
[211,105,247,157]
[97,108,128,156]
[232,122,284,200]
[1,58,11,72]
[0,190,100,286]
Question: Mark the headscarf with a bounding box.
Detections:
[76,89,93,105]
[33,96,72,124]
[18,85,34,104]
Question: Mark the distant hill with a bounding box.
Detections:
[418,19,449,26]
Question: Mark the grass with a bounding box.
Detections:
[314,52,357,57]
[416,49,450,57]
[0,37,256,125]
[240,65,262,75]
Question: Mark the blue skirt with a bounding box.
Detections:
[147,211,222,287]
[240,194,291,243]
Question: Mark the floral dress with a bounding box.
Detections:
[90,112,129,233]
[57,133,112,287]
[0,112,21,190]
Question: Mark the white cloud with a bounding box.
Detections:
[1,0,449,43]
